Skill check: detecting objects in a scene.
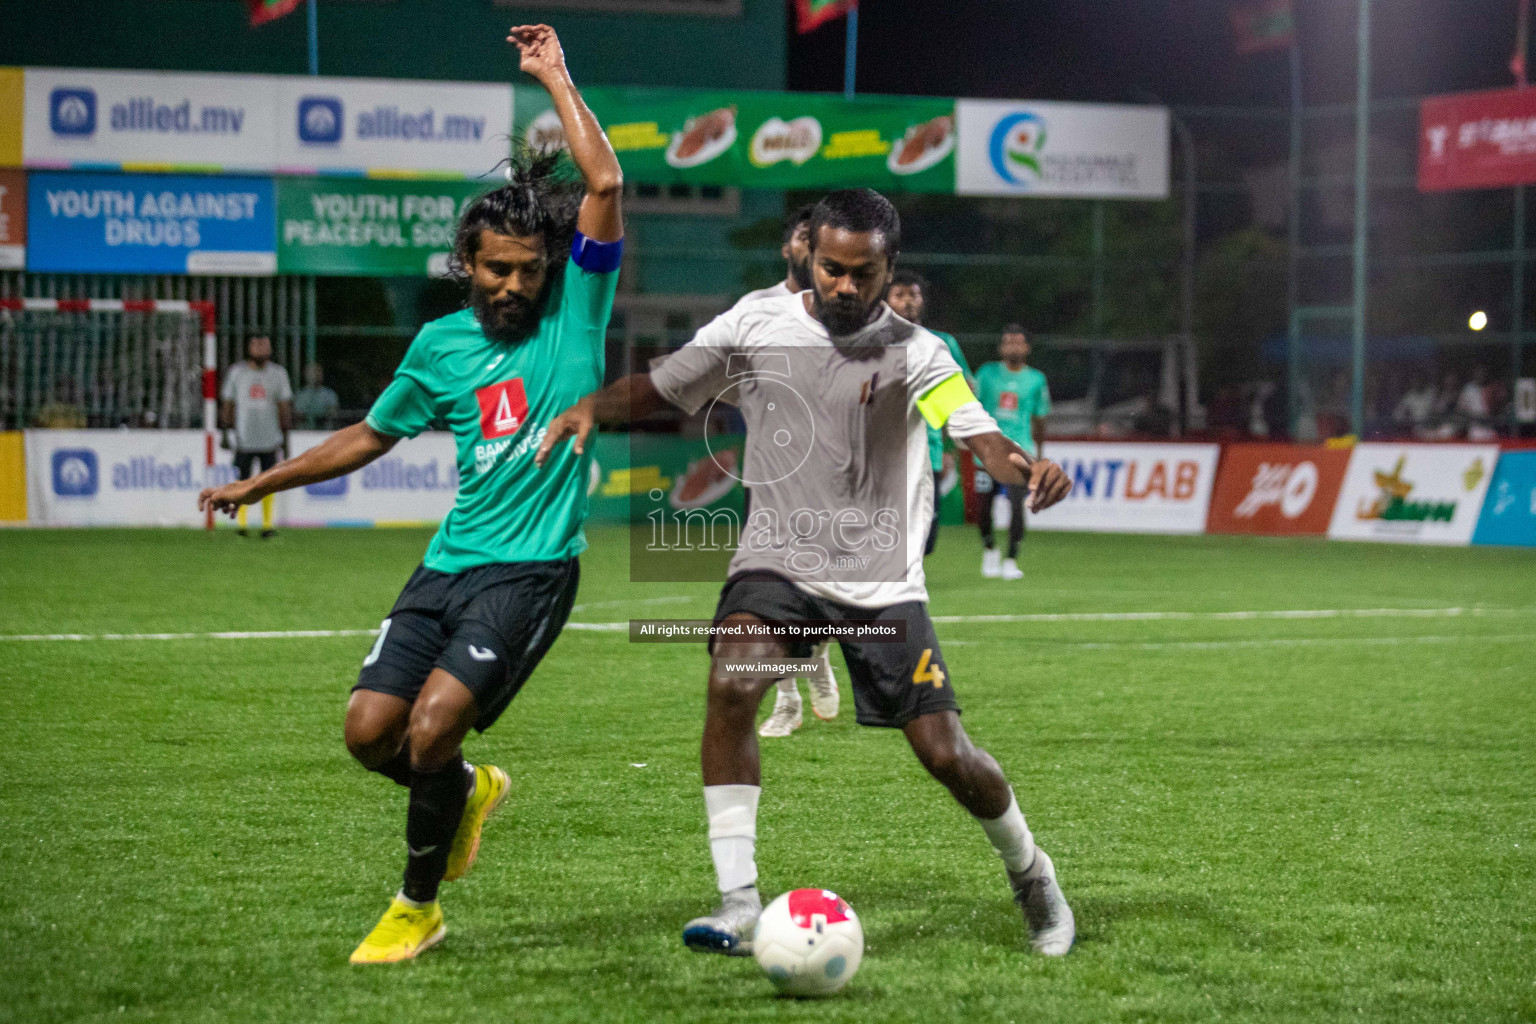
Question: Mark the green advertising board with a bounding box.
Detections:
[276,177,496,276]
[516,86,958,194]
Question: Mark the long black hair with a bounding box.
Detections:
[447,146,584,283]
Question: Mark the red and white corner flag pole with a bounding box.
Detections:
[194,301,217,531]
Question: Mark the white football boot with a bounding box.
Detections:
[803,642,839,720]
[682,886,762,956]
[758,685,803,738]
[1001,557,1024,581]
[1008,848,1075,956]
[982,548,1003,578]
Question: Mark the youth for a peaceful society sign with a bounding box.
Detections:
[276,177,492,276]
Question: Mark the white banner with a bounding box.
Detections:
[955,99,1169,199]
[1023,442,1219,534]
[26,430,237,527]
[283,431,457,525]
[273,77,512,177]
[25,68,276,172]
[24,68,513,178]
[1327,443,1500,546]
[24,430,459,527]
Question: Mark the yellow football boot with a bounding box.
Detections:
[444,764,510,882]
[349,896,446,964]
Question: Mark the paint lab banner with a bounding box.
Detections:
[276,178,492,276]
[519,87,959,193]
[1472,451,1536,548]
[27,172,276,275]
[955,99,1169,199]
[0,168,24,268]
[1420,86,1536,193]
[1206,443,1352,537]
[22,67,513,178]
[1025,442,1219,534]
[1327,443,1499,546]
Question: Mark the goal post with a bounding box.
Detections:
[0,297,219,528]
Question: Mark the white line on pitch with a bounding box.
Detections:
[943,633,1535,651]
[928,607,1521,624]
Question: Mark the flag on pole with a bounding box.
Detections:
[248,0,304,27]
[1230,0,1295,55]
[795,0,857,35]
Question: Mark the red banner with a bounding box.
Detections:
[1420,86,1536,193]
[1207,444,1352,536]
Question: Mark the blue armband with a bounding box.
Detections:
[570,232,624,273]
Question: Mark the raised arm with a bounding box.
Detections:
[534,373,668,467]
[508,24,622,243]
[197,421,398,517]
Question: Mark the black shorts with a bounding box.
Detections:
[711,570,959,729]
[234,449,279,480]
[354,558,580,732]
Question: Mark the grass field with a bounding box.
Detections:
[1,526,1533,1024]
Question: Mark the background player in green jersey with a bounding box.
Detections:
[974,324,1051,581]
[886,269,972,556]
[198,24,623,964]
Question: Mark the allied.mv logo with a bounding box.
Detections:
[50,88,97,136]
[989,112,1047,185]
[52,449,99,497]
[297,97,344,144]
[476,378,529,439]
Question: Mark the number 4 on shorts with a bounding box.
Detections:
[912,647,945,689]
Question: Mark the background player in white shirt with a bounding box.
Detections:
[538,189,1077,959]
[220,335,293,538]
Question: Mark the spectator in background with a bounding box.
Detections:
[1459,365,1497,440]
[293,363,340,430]
[220,335,292,538]
[1393,374,1437,437]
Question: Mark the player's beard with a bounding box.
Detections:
[471,284,546,344]
[812,288,878,338]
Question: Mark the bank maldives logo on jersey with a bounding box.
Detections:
[476,378,529,439]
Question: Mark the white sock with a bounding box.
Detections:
[704,784,760,894]
[394,890,434,909]
[978,790,1037,875]
[775,678,800,699]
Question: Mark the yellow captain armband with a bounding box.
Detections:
[916,372,977,429]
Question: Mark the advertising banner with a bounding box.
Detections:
[24,67,276,172]
[284,431,459,525]
[1327,443,1499,546]
[1472,451,1536,547]
[0,168,24,268]
[25,430,238,527]
[1419,86,1536,193]
[1206,443,1352,536]
[578,88,958,193]
[276,177,492,276]
[272,76,512,178]
[1024,442,1219,534]
[955,99,1169,199]
[27,172,276,275]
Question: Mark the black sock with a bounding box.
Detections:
[371,744,412,787]
[402,759,469,904]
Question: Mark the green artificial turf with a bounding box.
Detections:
[0,527,1532,1023]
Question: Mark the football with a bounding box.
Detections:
[752,889,864,997]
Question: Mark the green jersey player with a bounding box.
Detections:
[198,23,623,964]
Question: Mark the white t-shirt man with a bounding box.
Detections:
[221,361,293,453]
[651,293,997,608]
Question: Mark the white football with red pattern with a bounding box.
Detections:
[752,888,863,996]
